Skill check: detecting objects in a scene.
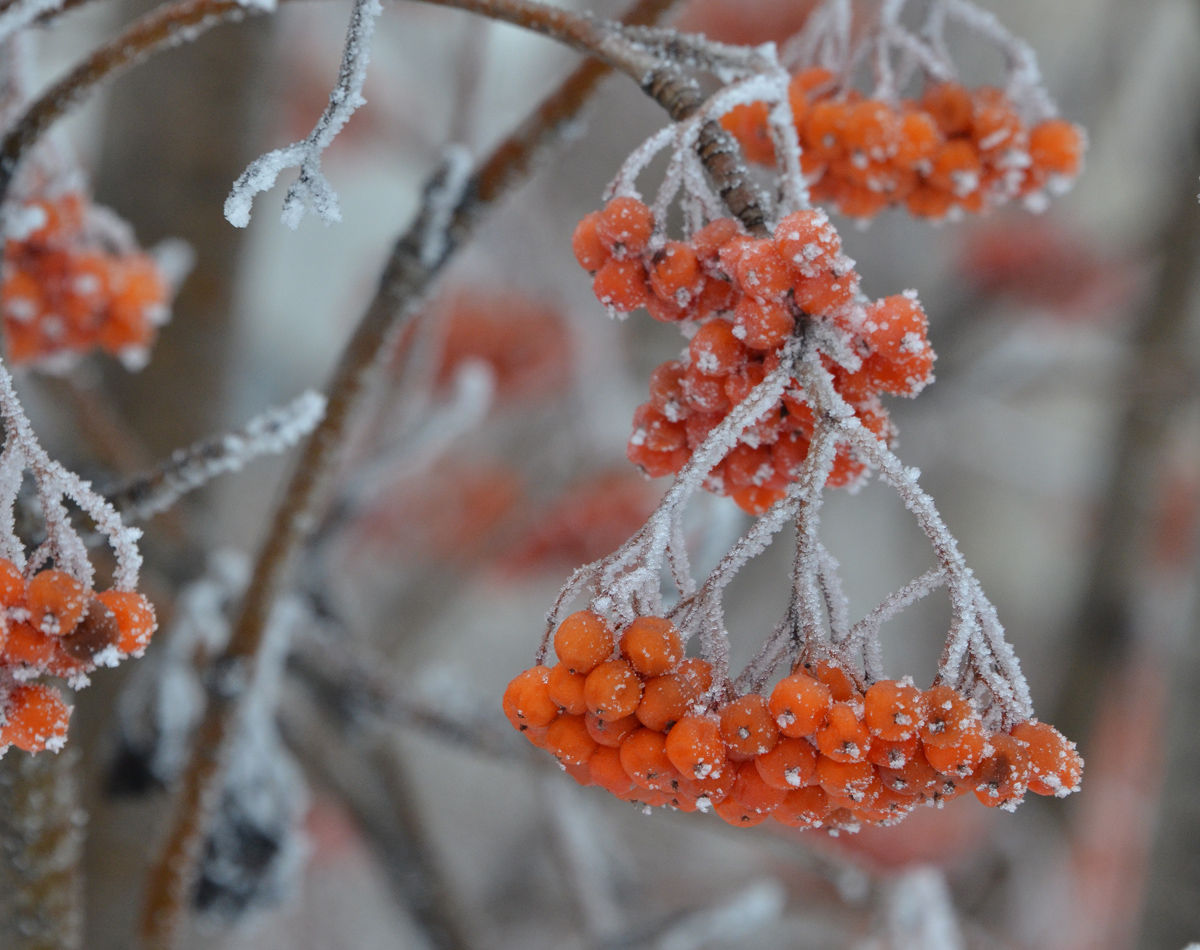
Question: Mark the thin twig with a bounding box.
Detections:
[138,0,682,942]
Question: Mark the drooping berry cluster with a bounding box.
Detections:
[0,558,156,754]
[2,192,170,369]
[572,198,934,513]
[721,70,1086,221]
[505,610,1082,831]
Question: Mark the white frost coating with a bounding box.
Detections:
[657,880,786,950]
[872,867,964,950]
[418,144,474,268]
[0,0,63,47]
[223,0,383,229]
[0,358,142,589]
[112,390,326,520]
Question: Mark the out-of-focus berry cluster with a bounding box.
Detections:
[721,69,1086,221]
[1,558,156,755]
[2,192,169,369]
[573,198,934,513]
[505,610,1082,831]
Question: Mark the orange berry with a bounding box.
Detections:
[572,211,609,272]
[719,693,780,759]
[815,755,876,801]
[547,664,588,715]
[815,702,871,762]
[927,139,982,197]
[27,569,87,637]
[859,786,917,825]
[649,241,702,303]
[714,794,770,827]
[637,659,712,732]
[971,86,1023,156]
[94,589,156,655]
[973,733,1031,808]
[774,785,832,828]
[584,659,644,721]
[731,759,786,814]
[696,276,739,314]
[596,197,654,257]
[919,685,980,748]
[689,319,747,377]
[685,411,723,450]
[866,734,920,769]
[589,744,637,795]
[59,597,121,662]
[755,736,818,790]
[545,713,598,766]
[720,101,775,165]
[895,110,941,167]
[921,82,974,137]
[627,441,689,479]
[905,183,955,219]
[724,443,774,490]
[732,240,792,301]
[791,271,858,316]
[593,257,650,312]
[648,360,687,420]
[775,209,841,276]
[503,667,560,730]
[734,297,794,351]
[553,610,614,674]
[922,723,986,776]
[1028,119,1085,177]
[619,616,684,677]
[4,622,55,667]
[585,710,641,747]
[863,679,923,741]
[1010,720,1083,797]
[691,218,743,264]
[620,727,682,791]
[677,756,736,803]
[0,558,24,606]
[877,745,940,796]
[664,712,726,780]
[631,404,687,453]
[802,99,849,163]
[730,485,786,516]
[843,99,901,162]
[681,364,731,413]
[929,772,973,805]
[772,431,811,481]
[810,660,861,703]
[1,683,70,753]
[562,761,595,787]
[769,672,833,737]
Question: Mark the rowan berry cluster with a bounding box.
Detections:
[0,559,156,754]
[505,610,1081,831]
[721,71,1086,221]
[573,198,934,512]
[1,191,170,370]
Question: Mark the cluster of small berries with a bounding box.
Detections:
[572,198,934,512]
[1,192,169,368]
[1,558,156,755]
[504,610,1082,831]
[721,70,1086,220]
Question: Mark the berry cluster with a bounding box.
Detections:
[2,192,169,369]
[721,70,1086,220]
[1,558,156,755]
[572,198,934,513]
[505,610,1082,831]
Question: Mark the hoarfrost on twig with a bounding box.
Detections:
[224,0,383,229]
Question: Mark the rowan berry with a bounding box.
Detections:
[627,441,689,478]
[754,736,818,790]
[595,197,654,257]
[691,218,742,263]
[774,785,832,827]
[0,558,25,606]
[973,733,1031,808]
[648,361,687,420]
[720,101,776,165]
[593,258,650,312]
[26,570,87,638]
[1010,720,1083,797]
[815,702,871,762]
[859,786,917,825]
[644,292,691,324]
[769,672,833,737]
[802,99,849,163]
[815,755,876,801]
[637,659,712,732]
[631,404,687,453]
[775,210,840,276]
[792,271,858,317]
[664,712,725,778]
[677,756,737,803]
[810,660,861,703]
[648,241,701,302]
[866,734,920,769]
[713,794,770,827]
[734,297,793,351]
[731,759,787,814]
[681,364,731,413]
[922,723,986,776]
[877,745,940,796]
[620,616,684,678]
[59,597,121,662]
[545,714,598,766]
[504,667,560,731]
[585,710,641,747]
[921,82,974,137]
[548,664,589,715]
[919,685,980,748]
[584,659,644,720]
[732,240,792,301]
[863,679,923,741]
[904,183,955,219]
[719,693,780,759]
[685,411,724,450]
[620,728,682,790]
[689,320,747,377]
[563,761,595,787]
[730,486,786,516]
[572,211,609,271]
[895,110,941,167]
[863,294,928,361]
[927,140,982,198]
[724,443,774,489]
[1028,119,1085,177]
[553,610,614,674]
[0,683,70,753]
[4,622,56,667]
[971,87,1024,156]
[588,744,637,795]
[696,277,739,315]
[844,100,901,162]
